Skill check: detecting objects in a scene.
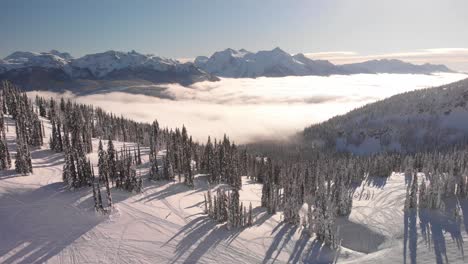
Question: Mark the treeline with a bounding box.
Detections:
[404,148,468,211]
[0,81,43,174]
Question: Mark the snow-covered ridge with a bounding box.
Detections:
[0,50,204,78]
[302,77,468,153]
[1,48,454,80]
[0,50,218,89]
[194,47,342,78]
[70,50,189,78]
[2,51,69,70]
[195,48,454,78]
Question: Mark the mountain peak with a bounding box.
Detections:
[4,51,39,61]
[270,47,288,55]
[48,50,73,60]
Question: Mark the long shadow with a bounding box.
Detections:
[135,181,185,202]
[30,149,64,167]
[364,176,388,189]
[0,182,104,264]
[253,207,273,227]
[403,210,418,264]
[0,175,134,263]
[0,169,24,179]
[136,175,213,203]
[262,223,298,263]
[301,238,336,264]
[418,205,464,264]
[288,231,310,263]
[459,198,468,235]
[165,216,244,263]
[262,223,337,264]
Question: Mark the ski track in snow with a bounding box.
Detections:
[1,116,468,263]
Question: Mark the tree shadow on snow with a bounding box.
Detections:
[263,223,299,263]
[134,181,189,202]
[0,169,24,179]
[0,181,131,264]
[164,216,246,263]
[403,210,418,264]
[263,223,337,264]
[30,149,64,168]
[364,176,388,189]
[415,203,465,264]
[457,198,468,235]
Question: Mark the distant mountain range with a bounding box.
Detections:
[0,48,454,92]
[195,47,453,78]
[0,50,218,92]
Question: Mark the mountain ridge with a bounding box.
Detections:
[195,47,454,78]
[0,50,219,91]
[301,77,468,154]
[0,48,455,92]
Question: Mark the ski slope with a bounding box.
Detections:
[1,116,468,263]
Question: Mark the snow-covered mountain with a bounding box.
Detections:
[195,48,454,78]
[0,50,218,91]
[302,77,468,154]
[0,48,455,91]
[194,47,345,77]
[340,59,453,74]
[49,49,73,60]
[3,51,69,70]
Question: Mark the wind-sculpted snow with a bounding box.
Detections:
[28,73,468,144]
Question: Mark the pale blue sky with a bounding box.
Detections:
[1,0,467,61]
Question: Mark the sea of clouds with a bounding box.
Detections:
[29,73,468,144]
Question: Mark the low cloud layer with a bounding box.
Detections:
[29,73,468,144]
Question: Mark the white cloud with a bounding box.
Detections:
[29,73,468,144]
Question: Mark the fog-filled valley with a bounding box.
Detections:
[29,73,467,143]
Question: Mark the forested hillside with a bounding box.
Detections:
[303,78,468,153]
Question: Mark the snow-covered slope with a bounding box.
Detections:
[195,48,454,78]
[3,51,69,70]
[303,77,468,153]
[70,50,182,78]
[0,50,218,90]
[2,115,468,263]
